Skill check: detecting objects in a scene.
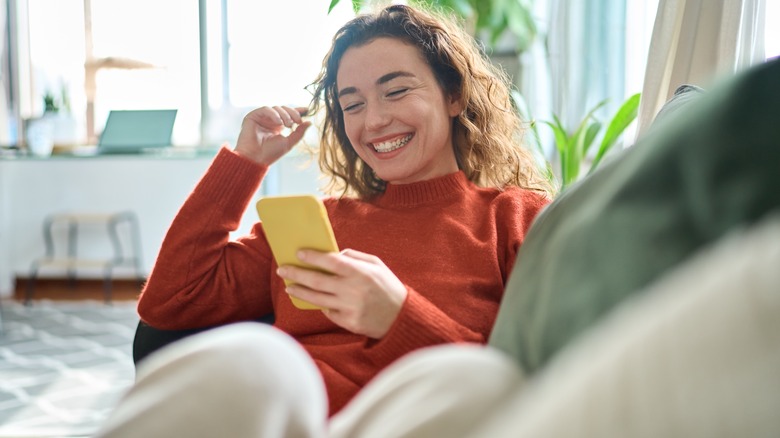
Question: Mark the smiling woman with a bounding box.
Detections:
[309,5,555,198]
[335,38,463,185]
[97,4,554,435]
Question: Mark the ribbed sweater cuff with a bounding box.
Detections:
[366,287,458,365]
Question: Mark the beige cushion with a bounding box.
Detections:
[476,213,780,437]
[490,59,780,373]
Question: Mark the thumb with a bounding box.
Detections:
[286,121,312,146]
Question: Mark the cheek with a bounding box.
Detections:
[343,118,361,146]
[344,119,369,161]
[343,120,369,159]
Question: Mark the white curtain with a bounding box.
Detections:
[516,0,629,162]
[0,0,9,145]
[635,0,767,138]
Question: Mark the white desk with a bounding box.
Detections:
[0,149,323,298]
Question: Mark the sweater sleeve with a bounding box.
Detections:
[362,286,486,366]
[137,147,276,329]
[501,189,551,282]
[362,188,551,368]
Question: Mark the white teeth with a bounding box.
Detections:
[371,134,412,153]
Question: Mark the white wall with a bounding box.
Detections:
[0,150,323,298]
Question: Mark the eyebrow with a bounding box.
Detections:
[337,71,415,98]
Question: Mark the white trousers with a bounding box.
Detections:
[96,216,780,438]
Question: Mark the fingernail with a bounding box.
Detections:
[297,250,306,261]
[277,267,287,277]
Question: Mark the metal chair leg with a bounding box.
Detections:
[103,266,113,305]
[26,262,40,306]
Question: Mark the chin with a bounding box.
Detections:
[374,170,408,184]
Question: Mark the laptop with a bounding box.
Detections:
[98,109,178,154]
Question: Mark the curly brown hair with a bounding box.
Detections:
[308,4,553,199]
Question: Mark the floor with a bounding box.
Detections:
[13,278,143,303]
[0,280,140,437]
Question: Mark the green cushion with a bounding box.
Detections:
[489,59,780,374]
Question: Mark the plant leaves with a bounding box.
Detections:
[565,137,581,187]
[570,99,607,155]
[440,0,474,18]
[546,116,570,155]
[543,116,573,189]
[490,16,509,45]
[591,92,641,172]
[581,121,602,157]
[328,0,341,14]
[506,0,537,52]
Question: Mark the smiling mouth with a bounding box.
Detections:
[370,134,413,153]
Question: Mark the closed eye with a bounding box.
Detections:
[342,102,364,113]
[387,88,409,98]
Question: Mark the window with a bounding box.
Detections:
[19,0,354,148]
[766,0,780,60]
[25,0,200,144]
[14,0,777,150]
[201,0,354,146]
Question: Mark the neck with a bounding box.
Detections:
[375,171,469,207]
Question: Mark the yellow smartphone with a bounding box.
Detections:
[256,195,339,310]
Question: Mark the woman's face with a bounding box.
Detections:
[336,37,462,185]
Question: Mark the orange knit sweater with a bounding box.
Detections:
[138,147,548,415]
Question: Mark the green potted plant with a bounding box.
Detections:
[39,86,79,151]
[43,91,61,114]
[518,92,641,191]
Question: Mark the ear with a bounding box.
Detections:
[447,92,464,117]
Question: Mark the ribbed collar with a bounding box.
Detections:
[374,171,470,208]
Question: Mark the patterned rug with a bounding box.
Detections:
[0,300,138,437]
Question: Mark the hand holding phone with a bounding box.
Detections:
[256,195,339,309]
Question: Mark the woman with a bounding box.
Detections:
[103,4,551,435]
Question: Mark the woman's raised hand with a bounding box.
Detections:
[234,106,311,165]
[277,249,409,339]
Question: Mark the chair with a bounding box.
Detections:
[25,211,144,304]
[133,313,275,366]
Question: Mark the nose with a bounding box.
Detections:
[364,101,391,131]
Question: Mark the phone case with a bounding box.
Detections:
[256,195,339,310]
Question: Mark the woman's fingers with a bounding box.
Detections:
[285,283,340,310]
[244,105,308,130]
[235,105,311,165]
[295,248,376,276]
[278,249,384,294]
[338,248,382,264]
[278,249,407,337]
[286,120,312,145]
[273,106,294,127]
[271,105,308,128]
[277,263,341,294]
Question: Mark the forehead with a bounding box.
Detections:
[336,37,432,87]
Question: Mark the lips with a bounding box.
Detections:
[370,134,413,153]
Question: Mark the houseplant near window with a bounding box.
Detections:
[538,93,641,191]
[43,87,80,153]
